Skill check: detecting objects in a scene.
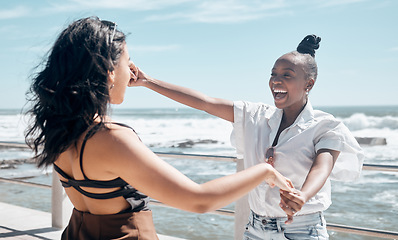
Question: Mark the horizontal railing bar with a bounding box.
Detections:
[0,177,51,189]
[0,141,29,149]
[155,151,237,162]
[2,141,398,172]
[362,163,398,172]
[327,223,398,239]
[149,199,235,216]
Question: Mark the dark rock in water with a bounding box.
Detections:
[355,137,387,146]
[171,139,218,148]
[0,158,35,169]
[172,140,195,148]
[0,163,16,169]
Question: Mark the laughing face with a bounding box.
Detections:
[269,53,314,113]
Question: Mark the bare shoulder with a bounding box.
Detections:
[92,123,142,152]
[88,123,163,184]
[83,123,145,170]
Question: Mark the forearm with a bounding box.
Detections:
[194,163,289,212]
[144,77,209,111]
[300,150,338,201]
[142,77,234,122]
[143,162,277,213]
[300,164,333,202]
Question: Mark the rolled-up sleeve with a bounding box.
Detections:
[315,122,364,181]
[231,101,245,159]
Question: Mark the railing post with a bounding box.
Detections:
[51,167,73,229]
[234,158,250,240]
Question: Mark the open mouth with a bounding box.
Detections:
[273,89,287,100]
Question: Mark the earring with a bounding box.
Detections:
[110,84,114,89]
[306,89,309,95]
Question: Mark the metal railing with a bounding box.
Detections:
[1,143,398,239]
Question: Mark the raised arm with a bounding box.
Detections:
[105,126,293,213]
[129,66,234,122]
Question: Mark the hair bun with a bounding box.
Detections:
[296,34,321,57]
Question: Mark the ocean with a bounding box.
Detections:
[0,106,397,239]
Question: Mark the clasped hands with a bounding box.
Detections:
[279,189,307,224]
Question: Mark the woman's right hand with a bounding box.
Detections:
[264,164,294,192]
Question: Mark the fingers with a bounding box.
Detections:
[128,63,148,87]
[129,69,136,81]
[279,198,295,224]
[128,64,138,86]
[271,170,295,192]
[129,61,138,73]
[280,178,295,192]
[286,178,294,189]
[279,195,298,216]
[285,214,294,224]
[279,178,294,192]
[280,192,300,211]
[280,190,305,207]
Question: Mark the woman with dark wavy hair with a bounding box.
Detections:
[25,16,293,240]
[130,35,364,239]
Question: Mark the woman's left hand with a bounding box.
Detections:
[279,189,307,224]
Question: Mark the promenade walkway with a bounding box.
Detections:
[0,202,184,240]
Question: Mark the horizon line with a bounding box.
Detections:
[1,104,398,111]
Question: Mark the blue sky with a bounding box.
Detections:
[0,0,397,109]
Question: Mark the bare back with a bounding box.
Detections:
[54,124,138,214]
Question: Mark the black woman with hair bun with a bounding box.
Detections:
[25,16,294,240]
[131,34,364,239]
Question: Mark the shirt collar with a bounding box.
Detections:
[295,100,315,129]
[268,100,315,130]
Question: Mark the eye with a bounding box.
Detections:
[283,73,291,78]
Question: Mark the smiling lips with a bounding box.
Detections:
[273,88,287,100]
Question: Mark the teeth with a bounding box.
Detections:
[273,89,287,93]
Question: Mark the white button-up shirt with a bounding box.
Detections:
[231,100,364,217]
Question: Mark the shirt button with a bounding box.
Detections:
[262,219,268,225]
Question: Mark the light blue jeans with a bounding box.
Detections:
[243,210,329,240]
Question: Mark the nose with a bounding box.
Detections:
[271,76,282,84]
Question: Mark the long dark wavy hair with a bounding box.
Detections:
[25,16,126,167]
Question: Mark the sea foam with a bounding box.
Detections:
[340,113,398,131]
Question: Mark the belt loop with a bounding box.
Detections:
[277,218,282,232]
[319,211,325,226]
[251,210,255,227]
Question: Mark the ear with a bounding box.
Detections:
[108,70,115,86]
[306,78,315,91]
